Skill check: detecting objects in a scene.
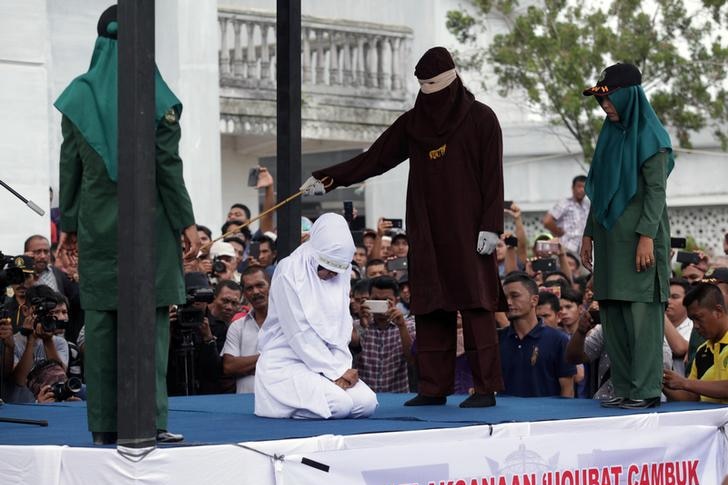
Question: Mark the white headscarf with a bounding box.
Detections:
[272,213,355,346]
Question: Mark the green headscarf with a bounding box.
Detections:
[585,85,674,230]
[54,21,182,182]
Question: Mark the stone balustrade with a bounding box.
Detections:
[218,9,412,102]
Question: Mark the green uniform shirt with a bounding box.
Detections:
[59,113,195,310]
[584,151,670,303]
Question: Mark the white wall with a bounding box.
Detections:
[157,0,223,234]
[0,1,223,255]
[0,0,52,254]
[220,137,262,235]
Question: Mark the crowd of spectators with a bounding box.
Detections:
[3,172,728,407]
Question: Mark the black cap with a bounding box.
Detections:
[583,63,642,97]
[7,255,35,274]
[97,5,118,39]
[703,267,728,285]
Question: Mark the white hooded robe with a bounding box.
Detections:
[254,213,378,419]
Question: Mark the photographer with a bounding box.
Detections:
[168,276,241,395]
[527,235,574,286]
[352,276,415,393]
[209,241,239,284]
[12,285,70,394]
[27,359,83,404]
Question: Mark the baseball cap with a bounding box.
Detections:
[703,267,728,285]
[583,63,642,97]
[7,255,35,274]
[210,241,236,259]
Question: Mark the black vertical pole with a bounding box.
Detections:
[276,0,302,259]
[117,0,157,449]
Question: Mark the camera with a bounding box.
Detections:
[504,235,518,248]
[532,257,557,273]
[535,240,560,256]
[177,286,215,329]
[383,218,403,229]
[676,251,701,265]
[386,257,408,272]
[670,237,687,249]
[30,296,63,333]
[50,376,82,401]
[211,256,227,276]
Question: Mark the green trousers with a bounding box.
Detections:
[85,307,170,432]
[600,300,664,400]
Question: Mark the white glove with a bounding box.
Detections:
[477,231,499,255]
[300,176,326,196]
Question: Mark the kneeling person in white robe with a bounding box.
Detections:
[254,213,378,419]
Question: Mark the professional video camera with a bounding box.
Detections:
[177,286,214,329]
[170,272,214,396]
[0,252,25,289]
[30,295,66,333]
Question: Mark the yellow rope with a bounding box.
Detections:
[200,176,333,252]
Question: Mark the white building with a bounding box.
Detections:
[1,0,726,256]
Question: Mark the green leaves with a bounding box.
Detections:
[446,0,728,160]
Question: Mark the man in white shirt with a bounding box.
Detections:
[222,265,270,393]
[543,175,590,254]
[665,278,693,375]
[254,213,378,419]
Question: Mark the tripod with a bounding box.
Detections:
[0,341,48,426]
[173,331,197,396]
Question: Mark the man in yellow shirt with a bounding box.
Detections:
[663,283,728,404]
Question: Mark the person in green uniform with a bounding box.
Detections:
[55,5,200,444]
[580,63,674,409]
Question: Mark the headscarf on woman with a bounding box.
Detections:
[258,213,355,351]
[585,71,674,230]
[54,5,181,182]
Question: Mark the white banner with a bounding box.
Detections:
[280,425,727,485]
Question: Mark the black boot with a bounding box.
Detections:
[459,392,496,408]
[403,394,446,406]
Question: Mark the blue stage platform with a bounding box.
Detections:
[0,393,724,447]
[2,394,727,485]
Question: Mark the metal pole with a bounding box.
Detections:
[117,0,157,449]
[276,0,302,259]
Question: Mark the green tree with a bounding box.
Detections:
[446,0,728,160]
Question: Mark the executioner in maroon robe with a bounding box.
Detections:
[308,47,506,408]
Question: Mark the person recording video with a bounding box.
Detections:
[13,286,70,383]
[167,273,241,396]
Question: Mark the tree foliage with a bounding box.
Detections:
[446,0,728,160]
